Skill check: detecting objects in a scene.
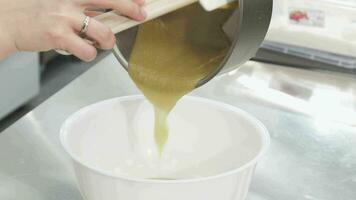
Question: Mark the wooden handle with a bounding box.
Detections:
[94,0,197,34]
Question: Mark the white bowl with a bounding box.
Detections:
[60,95,270,200]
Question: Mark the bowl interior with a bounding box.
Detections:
[61,96,268,180]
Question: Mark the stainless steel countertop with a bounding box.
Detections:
[0,54,355,200]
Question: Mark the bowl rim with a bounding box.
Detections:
[60,95,270,184]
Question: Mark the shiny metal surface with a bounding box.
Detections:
[113,0,273,87]
[0,54,355,200]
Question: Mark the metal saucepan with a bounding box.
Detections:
[112,0,273,87]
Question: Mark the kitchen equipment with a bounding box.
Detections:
[263,0,356,70]
[113,0,272,87]
[60,95,270,200]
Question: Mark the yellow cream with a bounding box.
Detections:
[128,3,236,152]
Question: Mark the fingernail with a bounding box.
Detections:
[87,57,95,62]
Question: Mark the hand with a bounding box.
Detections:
[0,0,146,61]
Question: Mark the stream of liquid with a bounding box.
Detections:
[128,3,236,153]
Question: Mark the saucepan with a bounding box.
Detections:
[112,0,273,87]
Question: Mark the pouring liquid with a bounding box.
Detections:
[128,3,236,153]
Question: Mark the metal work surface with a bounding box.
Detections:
[0,54,355,200]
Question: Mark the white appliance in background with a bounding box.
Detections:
[264,0,356,69]
[0,52,40,120]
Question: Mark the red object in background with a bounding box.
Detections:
[290,11,309,22]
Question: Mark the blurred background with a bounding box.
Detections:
[1,0,356,131]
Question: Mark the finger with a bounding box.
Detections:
[59,33,97,62]
[80,0,146,21]
[85,18,116,50]
[72,15,116,50]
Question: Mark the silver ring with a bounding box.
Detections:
[80,16,90,35]
[55,16,90,55]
